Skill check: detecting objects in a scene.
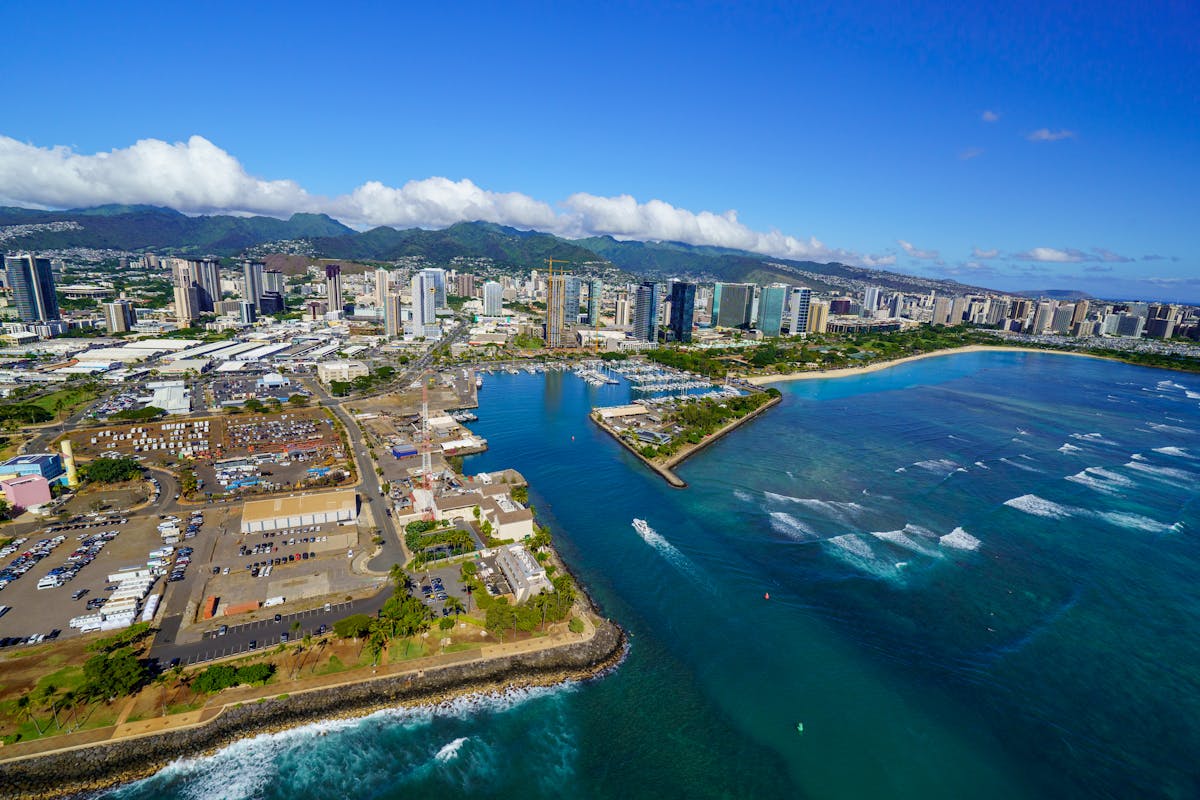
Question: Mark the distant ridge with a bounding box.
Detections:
[0,204,996,296]
[1014,289,1094,301]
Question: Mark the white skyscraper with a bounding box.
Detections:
[787,287,811,336]
[410,272,438,336]
[421,268,447,308]
[863,286,882,315]
[483,281,503,316]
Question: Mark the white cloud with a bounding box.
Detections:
[897,239,940,259]
[981,110,1000,123]
[958,147,984,160]
[1016,247,1086,262]
[1027,128,1076,142]
[0,133,878,266]
[971,247,1000,259]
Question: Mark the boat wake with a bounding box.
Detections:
[631,519,707,584]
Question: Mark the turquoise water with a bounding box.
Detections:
[106,352,1200,799]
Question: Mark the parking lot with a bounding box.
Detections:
[0,514,140,646]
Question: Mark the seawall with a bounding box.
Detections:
[0,620,626,800]
[590,394,782,488]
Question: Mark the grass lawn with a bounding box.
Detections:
[29,386,102,419]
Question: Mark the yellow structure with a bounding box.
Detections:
[60,439,80,488]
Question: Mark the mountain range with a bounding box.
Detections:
[0,204,1004,297]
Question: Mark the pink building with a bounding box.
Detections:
[0,474,52,511]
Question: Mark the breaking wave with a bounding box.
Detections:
[1004,494,1074,519]
[939,527,982,551]
[768,511,819,542]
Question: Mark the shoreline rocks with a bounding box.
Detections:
[0,620,626,800]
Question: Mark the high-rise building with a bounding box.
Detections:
[190,258,221,311]
[633,281,661,342]
[863,286,882,315]
[564,276,582,324]
[1051,303,1074,334]
[932,296,953,326]
[787,287,812,336]
[807,300,829,334]
[173,283,201,325]
[239,300,258,325]
[102,300,136,333]
[374,269,391,306]
[263,269,285,296]
[888,292,904,318]
[483,281,503,316]
[950,297,969,326]
[454,272,476,298]
[712,283,754,328]
[421,268,447,308]
[1071,299,1090,328]
[756,285,787,337]
[1030,301,1055,334]
[614,292,633,328]
[4,254,60,323]
[324,264,343,310]
[668,282,697,343]
[586,278,603,325]
[383,293,404,338]
[1116,313,1145,338]
[243,260,265,311]
[829,297,854,316]
[410,271,437,335]
[545,272,576,347]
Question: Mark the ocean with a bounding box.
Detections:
[104,351,1200,800]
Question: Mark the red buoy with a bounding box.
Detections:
[764,592,770,600]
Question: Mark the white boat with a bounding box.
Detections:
[632,518,652,537]
[475,376,483,389]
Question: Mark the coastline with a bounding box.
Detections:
[0,618,627,800]
[746,345,1116,385]
[590,394,782,488]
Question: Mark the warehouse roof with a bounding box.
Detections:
[241,489,357,523]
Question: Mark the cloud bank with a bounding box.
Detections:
[0,134,862,265]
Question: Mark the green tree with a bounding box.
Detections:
[288,393,310,406]
[333,614,373,639]
[81,457,143,484]
[82,647,147,701]
[444,596,465,618]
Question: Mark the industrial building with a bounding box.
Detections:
[0,453,65,484]
[0,474,52,511]
[240,489,358,533]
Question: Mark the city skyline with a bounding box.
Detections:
[0,2,1196,302]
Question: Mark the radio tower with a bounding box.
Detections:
[420,378,435,521]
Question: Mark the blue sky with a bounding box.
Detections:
[1,1,1197,301]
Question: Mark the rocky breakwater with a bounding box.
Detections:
[0,619,626,800]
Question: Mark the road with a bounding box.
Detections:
[148,592,393,666]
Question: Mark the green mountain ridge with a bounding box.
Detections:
[0,205,996,296]
[0,206,354,253]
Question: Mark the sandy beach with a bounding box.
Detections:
[746,345,1111,385]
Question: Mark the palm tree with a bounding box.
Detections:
[16,694,44,736]
[39,683,61,731]
[388,564,412,593]
[444,596,465,619]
